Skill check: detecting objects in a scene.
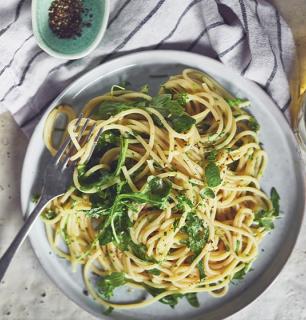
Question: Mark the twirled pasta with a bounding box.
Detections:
[41,69,278,311]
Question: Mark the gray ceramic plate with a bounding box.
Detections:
[21,51,305,320]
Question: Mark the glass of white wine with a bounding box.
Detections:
[295,90,306,152]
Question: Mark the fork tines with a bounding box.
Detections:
[54,113,96,170]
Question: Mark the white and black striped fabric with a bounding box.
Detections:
[0,0,295,136]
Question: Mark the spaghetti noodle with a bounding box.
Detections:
[41,69,280,311]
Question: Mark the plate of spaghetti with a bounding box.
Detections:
[21,51,305,320]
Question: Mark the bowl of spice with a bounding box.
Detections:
[32,0,109,59]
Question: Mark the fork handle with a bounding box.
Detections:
[0,194,49,281]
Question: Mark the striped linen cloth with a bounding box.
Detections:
[0,0,295,136]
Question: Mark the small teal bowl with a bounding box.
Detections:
[32,0,110,59]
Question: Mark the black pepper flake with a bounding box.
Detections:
[48,0,93,39]
[41,292,46,298]
[83,289,89,296]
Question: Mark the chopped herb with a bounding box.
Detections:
[176,195,193,212]
[140,84,149,94]
[97,272,126,299]
[103,307,114,315]
[200,188,215,199]
[254,210,275,231]
[173,219,180,231]
[32,193,41,204]
[148,268,161,276]
[249,116,260,132]
[207,150,218,161]
[205,162,221,188]
[226,98,249,108]
[42,210,56,220]
[182,212,209,256]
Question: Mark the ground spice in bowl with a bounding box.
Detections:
[48,0,92,39]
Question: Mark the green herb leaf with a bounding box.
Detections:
[205,162,221,188]
[182,212,209,255]
[129,241,155,262]
[97,272,126,299]
[197,260,206,281]
[254,210,275,231]
[173,219,180,231]
[233,263,252,280]
[176,195,193,212]
[145,286,183,308]
[96,130,120,150]
[207,150,218,161]
[150,94,195,132]
[185,293,199,308]
[114,136,129,176]
[270,187,280,216]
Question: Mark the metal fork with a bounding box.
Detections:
[0,114,97,281]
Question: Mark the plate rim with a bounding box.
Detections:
[20,50,306,320]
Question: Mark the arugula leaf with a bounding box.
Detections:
[185,293,199,308]
[233,263,252,280]
[97,272,126,299]
[205,162,221,188]
[129,241,155,262]
[173,219,180,231]
[270,187,280,216]
[96,94,195,133]
[150,94,196,132]
[96,130,120,150]
[197,260,206,281]
[254,210,275,231]
[114,136,129,176]
[145,286,200,309]
[99,226,114,245]
[200,188,215,199]
[171,114,196,132]
[254,187,280,231]
[97,177,171,251]
[145,286,183,308]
